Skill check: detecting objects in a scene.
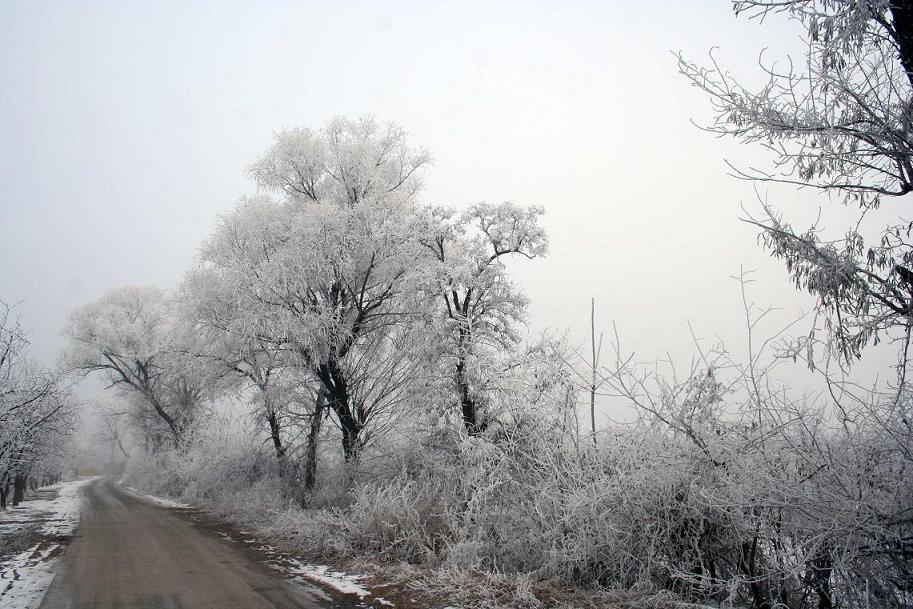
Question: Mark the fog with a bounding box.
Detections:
[6,5,913,608]
[1,1,899,409]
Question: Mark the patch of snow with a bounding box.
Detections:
[0,477,96,608]
[0,478,93,538]
[39,478,93,536]
[285,559,372,598]
[0,544,58,609]
[121,486,193,509]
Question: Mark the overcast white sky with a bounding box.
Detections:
[1,1,902,413]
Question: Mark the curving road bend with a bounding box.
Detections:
[39,478,338,609]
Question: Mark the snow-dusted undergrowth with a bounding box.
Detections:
[125,385,913,609]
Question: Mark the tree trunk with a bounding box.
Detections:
[455,325,485,435]
[317,358,363,463]
[264,398,286,474]
[590,297,598,445]
[456,356,481,434]
[114,433,130,459]
[891,1,913,88]
[738,537,773,609]
[12,474,26,506]
[134,372,181,447]
[338,408,362,463]
[0,484,7,509]
[302,393,326,492]
[808,543,834,609]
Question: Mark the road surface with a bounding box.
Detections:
[39,478,341,609]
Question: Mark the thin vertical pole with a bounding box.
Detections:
[590,298,597,445]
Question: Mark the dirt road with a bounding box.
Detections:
[38,478,340,609]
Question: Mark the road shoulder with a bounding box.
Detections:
[0,478,96,609]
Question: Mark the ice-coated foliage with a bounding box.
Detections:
[64,286,207,446]
[681,0,913,206]
[421,202,547,350]
[66,286,168,366]
[676,19,913,605]
[202,197,423,360]
[199,195,428,462]
[178,263,299,467]
[680,1,913,379]
[249,116,431,208]
[419,202,548,433]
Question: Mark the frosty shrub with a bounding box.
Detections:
[125,409,285,516]
[122,352,913,609]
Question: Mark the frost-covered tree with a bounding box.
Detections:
[94,400,132,462]
[0,302,76,507]
[594,281,913,609]
[193,116,433,464]
[64,286,204,447]
[201,196,425,462]
[420,202,548,434]
[179,267,300,474]
[249,115,431,208]
[680,1,913,369]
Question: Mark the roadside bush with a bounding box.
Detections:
[124,363,913,609]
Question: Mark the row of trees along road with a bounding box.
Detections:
[0,302,76,508]
[64,117,547,490]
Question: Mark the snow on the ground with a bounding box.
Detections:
[0,544,59,609]
[284,559,372,598]
[236,525,393,604]
[120,486,193,509]
[0,478,91,538]
[0,477,96,609]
